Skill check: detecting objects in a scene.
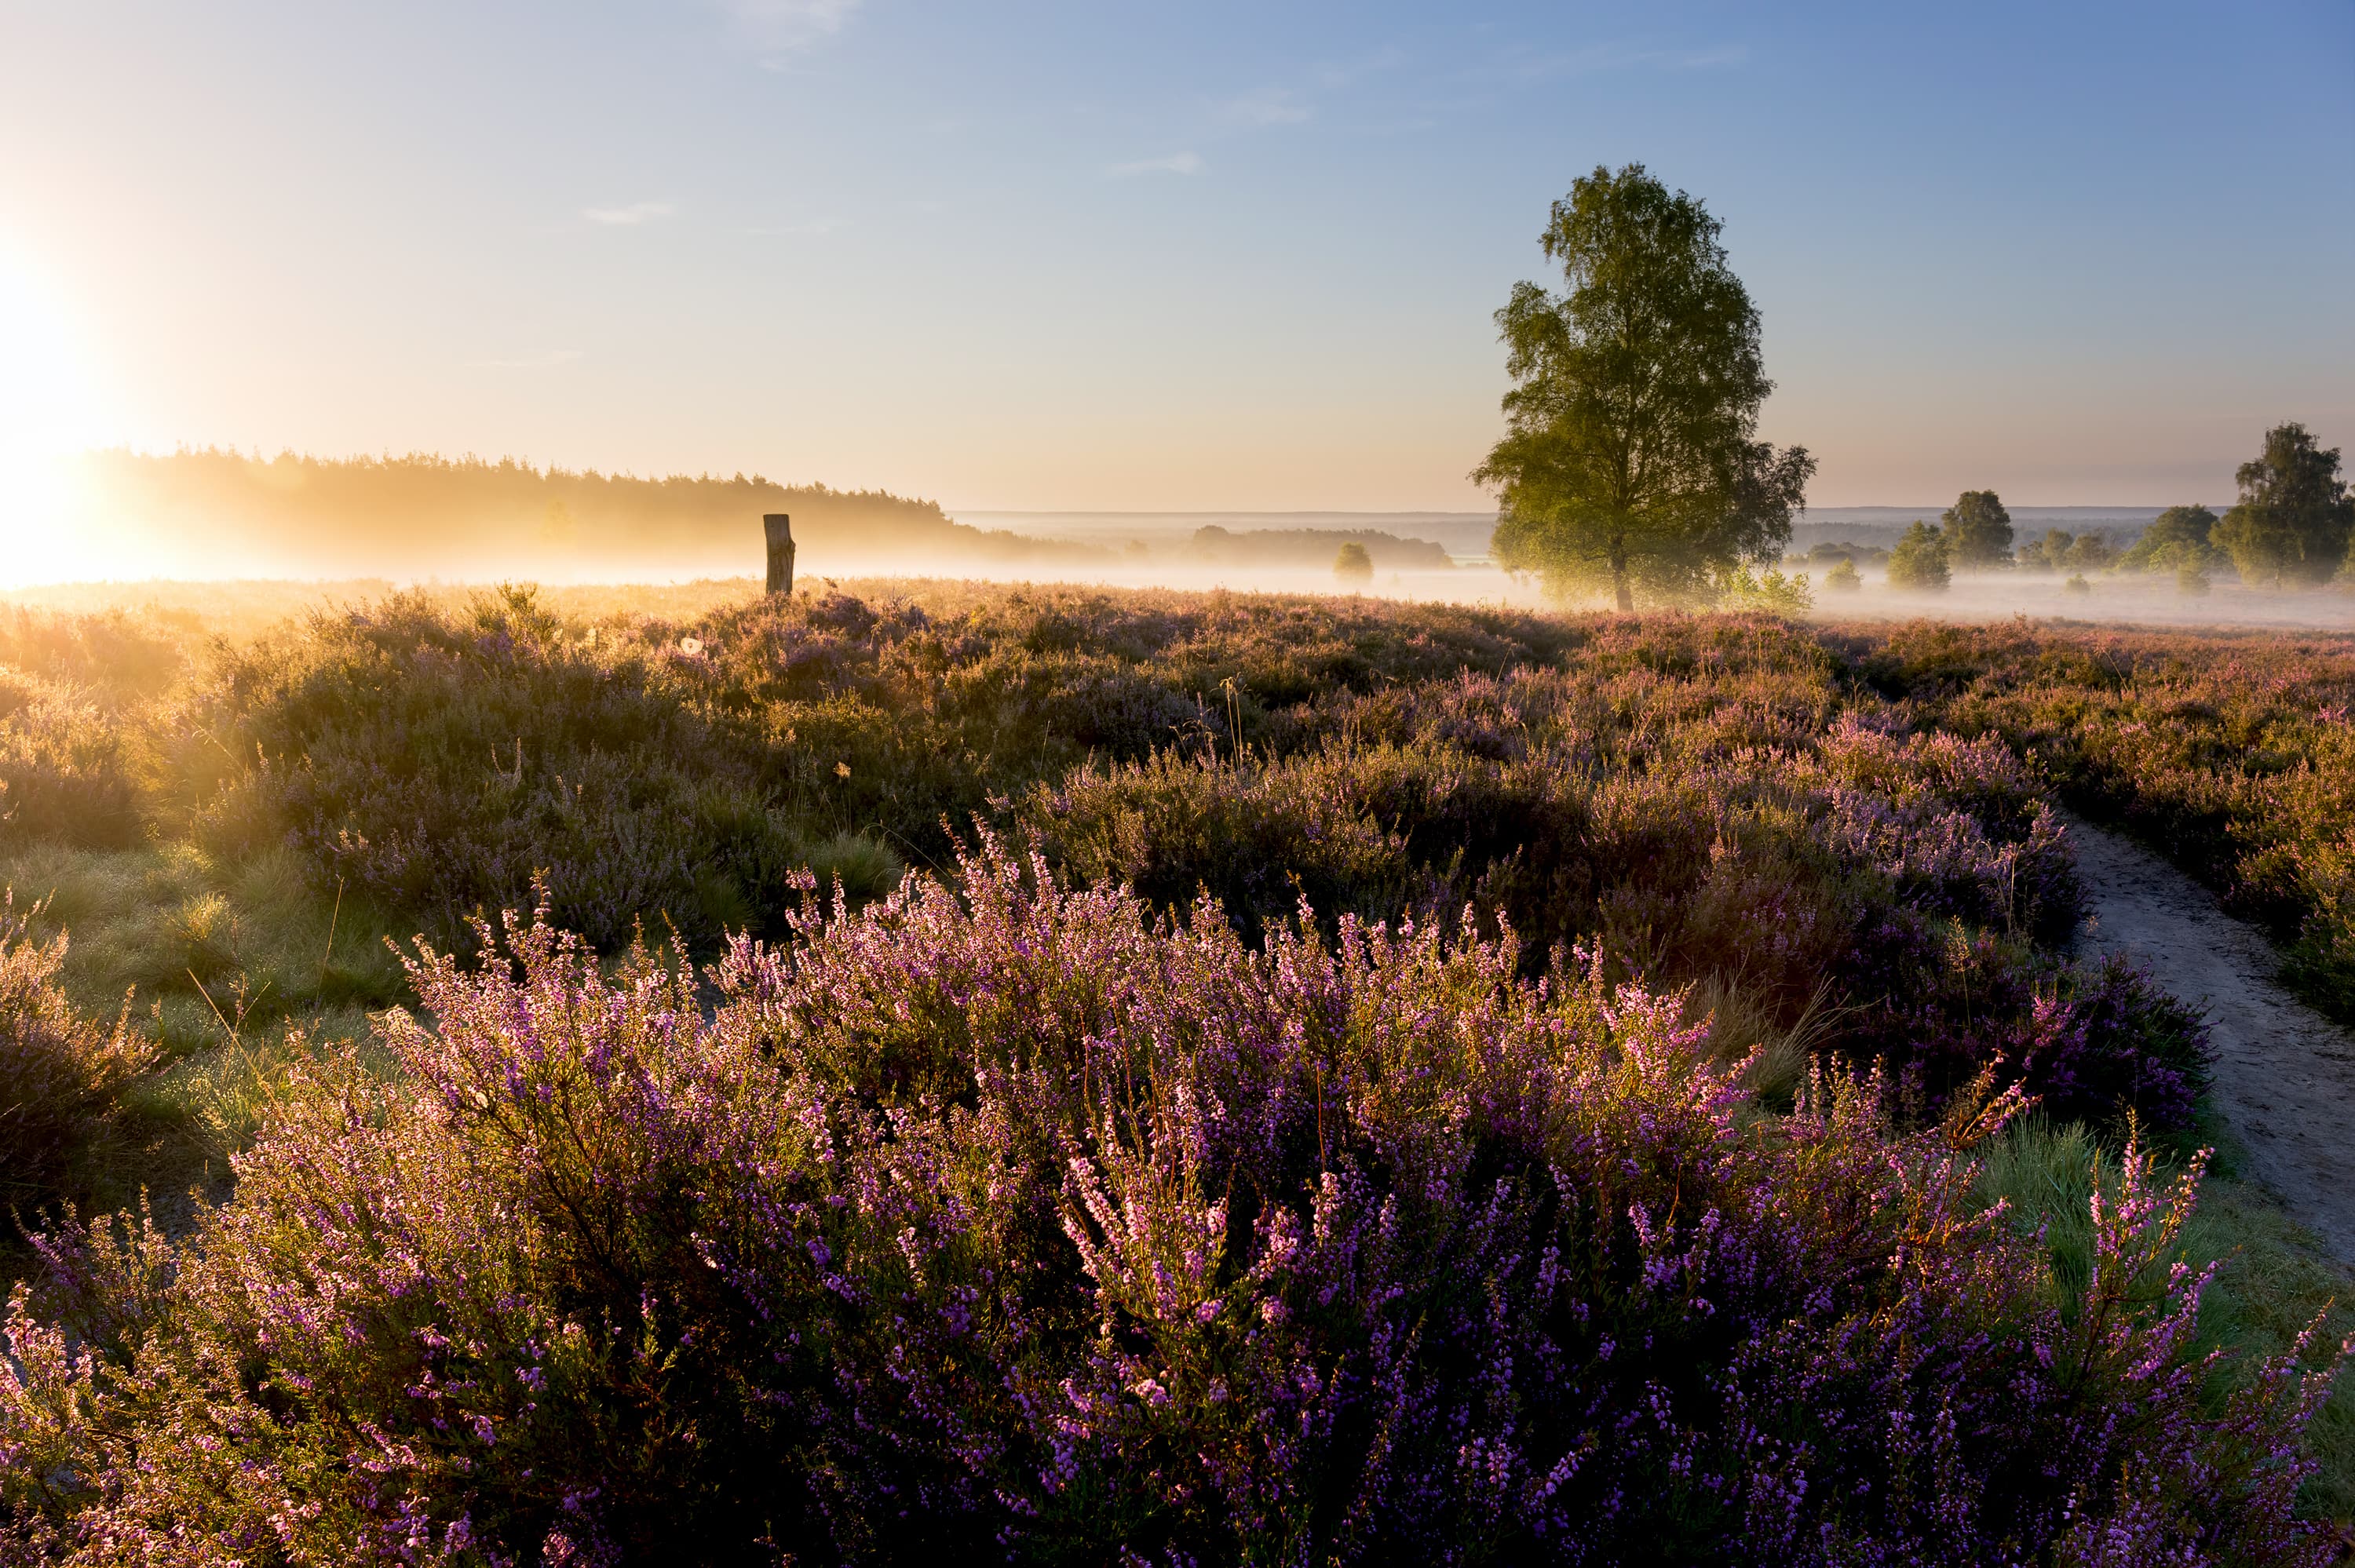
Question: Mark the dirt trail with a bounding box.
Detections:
[2068,818,2355,1265]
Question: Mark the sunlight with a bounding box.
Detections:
[0,244,100,585]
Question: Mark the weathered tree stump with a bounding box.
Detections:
[764,513,795,596]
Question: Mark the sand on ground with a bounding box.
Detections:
[2069,818,2355,1265]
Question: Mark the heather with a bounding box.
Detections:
[179,585,1577,950]
[0,895,147,1224]
[1,580,2350,1556]
[171,588,2194,1129]
[1856,619,2355,1021]
[0,849,2340,1563]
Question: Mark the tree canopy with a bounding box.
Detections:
[1941,491,2014,568]
[2212,423,2353,589]
[2121,505,2217,573]
[1477,164,1813,611]
[1886,521,1951,591]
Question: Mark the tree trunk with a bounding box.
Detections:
[1610,534,1633,612]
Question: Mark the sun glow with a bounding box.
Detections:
[0,245,104,586]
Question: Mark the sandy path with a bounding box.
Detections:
[2068,819,2355,1265]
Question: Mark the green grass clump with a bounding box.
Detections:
[1978,1118,2355,1520]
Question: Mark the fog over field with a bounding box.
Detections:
[16,465,2349,632]
[6,0,2354,1555]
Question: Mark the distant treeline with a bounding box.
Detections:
[1186,524,1455,570]
[71,449,1103,579]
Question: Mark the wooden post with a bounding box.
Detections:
[764,513,794,596]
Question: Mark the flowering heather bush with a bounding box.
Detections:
[183,586,1571,953]
[0,895,147,1225]
[181,588,893,951]
[0,846,2337,1563]
[1028,636,2110,1121]
[1857,620,2355,1020]
[2010,956,2213,1134]
[0,668,144,851]
[166,588,2233,1130]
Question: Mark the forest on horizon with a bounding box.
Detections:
[66,448,1092,579]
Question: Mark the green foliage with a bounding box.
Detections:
[1477,164,1813,610]
[2213,423,2355,589]
[2125,505,2222,574]
[1886,520,1952,590]
[1824,557,1863,593]
[1331,540,1374,581]
[1714,563,1813,614]
[2017,528,2070,572]
[1977,1120,2355,1520]
[2066,533,2118,572]
[1941,490,2014,568]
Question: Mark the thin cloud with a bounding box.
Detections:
[1110,151,1203,178]
[715,0,862,62]
[1216,89,1309,127]
[583,201,674,226]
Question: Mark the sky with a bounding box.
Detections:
[2,0,2351,515]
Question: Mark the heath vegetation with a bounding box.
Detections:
[1,578,2350,1562]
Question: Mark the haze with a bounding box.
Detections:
[2,0,2350,566]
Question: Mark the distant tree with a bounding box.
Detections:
[1477,164,1814,611]
[2063,531,2116,572]
[1886,520,1951,590]
[1941,490,2013,568]
[1824,557,1862,593]
[2122,505,2216,573]
[2176,559,2211,597]
[1333,542,1375,582]
[2064,573,2092,596]
[2212,423,2354,589]
[2017,529,2071,573]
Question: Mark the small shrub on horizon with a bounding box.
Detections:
[1714,563,1813,614]
[1886,520,1952,591]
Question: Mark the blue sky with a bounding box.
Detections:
[2,0,2350,509]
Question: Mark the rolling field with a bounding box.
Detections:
[2,578,2351,1562]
